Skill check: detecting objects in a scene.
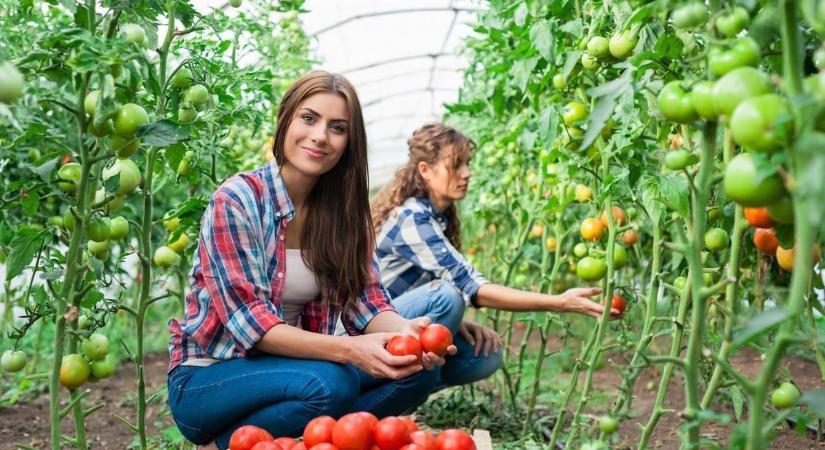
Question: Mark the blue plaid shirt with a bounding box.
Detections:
[374,197,488,305]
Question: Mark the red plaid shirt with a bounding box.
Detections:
[168,161,394,371]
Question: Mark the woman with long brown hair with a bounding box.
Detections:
[371,123,621,388]
[166,72,455,450]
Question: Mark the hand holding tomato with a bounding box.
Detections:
[403,318,457,370]
[347,333,423,380]
[556,287,621,319]
[458,319,501,357]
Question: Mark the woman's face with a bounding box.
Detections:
[421,145,471,203]
[282,92,350,177]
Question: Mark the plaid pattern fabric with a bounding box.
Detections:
[168,160,394,371]
[374,197,488,305]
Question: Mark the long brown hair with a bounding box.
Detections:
[371,123,474,250]
[273,70,372,308]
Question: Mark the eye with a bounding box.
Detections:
[301,114,315,123]
[331,123,346,134]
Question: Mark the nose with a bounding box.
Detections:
[459,165,471,179]
[309,124,327,146]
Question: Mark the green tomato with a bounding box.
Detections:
[563,101,588,126]
[712,67,771,118]
[63,210,76,232]
[658,81,697,123]
[664,149,698,170]
[78,315,92,330]
[553,74,567,90]
[177,158,191,176]
[87,118,113,137]
[626,207,638,220]
[171,67,194,89]
[0,61,24,104]
[814,48,825,71]
[771,382,800,409]
[58,162,81,183]
[164,216,181,232]
[113,103,149,137]
[598,415,620,434]
[184,84,209,106]
[586,36,610,58]
[103,158,142,196]
[730,94,792,153]
[716,7,750,37]
[581,53,599,70]
[580,441,608,450]
[689,81,716,120]
[178,106,197,123]
[154,245,181,267]
[671,2,709,29]
[704,228,729,252]
[708,37,760,77]
[86,217,111,242]
[766,195,794,224]
[576,256,607,282]
[60,354,91,390]
[1,350,27,372]
[723,153,785,207]
[84,90,100,116]
[80,333,109,361]
[674,276,688,290]
[47,215,64,227]
[91,356,117,379]
[613,244,629,269]
[109,216,129,240]
[87,240,109,260]
[121,24,146,45]
[111,134,139,158]
[609,30,638,59]
[574,242,589,258]
[229,0,242,6]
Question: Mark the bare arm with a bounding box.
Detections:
[475,283,620,319]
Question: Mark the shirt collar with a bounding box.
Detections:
[414,196,448,223]
[266,159,296,221]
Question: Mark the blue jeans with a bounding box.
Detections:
[390,281,503,389]
[167,356,439,449]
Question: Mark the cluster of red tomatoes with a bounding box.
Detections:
[228,413,476,450]
[385,324,453,360]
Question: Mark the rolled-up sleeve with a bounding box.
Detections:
[396,212,488,305]
[341,257,396,335]
[197,193,284,352]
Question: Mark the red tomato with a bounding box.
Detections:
[744,207,776,228]
[309,445,339,450]
[435,430,476,450]
[408,431,437,450]
[251,443,283,450]
[355,412,378,430]
[274,438,299,449]
[399,445,424,450]
[386,335,422,360]
[229,425,275,450]
[304,416,336,448]
[332,413,374,450]
[292,444,306,450]
[611,294,627,314]
[398,417,418,434]
[419,324,453,357]
[373,417,411,450]
[753,228,779,255]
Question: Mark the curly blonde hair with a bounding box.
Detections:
[371,123,475,249]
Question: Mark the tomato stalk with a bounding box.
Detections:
[563,151,618,448]
[701,129,746,409]
[680,121,718,448]
[746,2,814,448]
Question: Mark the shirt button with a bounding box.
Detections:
[277,272,283,278]
[442,248,447,254]
[275,212,281,218]
[279,234,284,240]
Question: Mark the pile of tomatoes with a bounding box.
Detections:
[228,413,476,450]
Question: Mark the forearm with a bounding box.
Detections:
[475,283,565,312]
[254,324,353,364]
[363,310,410,334]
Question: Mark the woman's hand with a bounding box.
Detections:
[402,316,458,371]
[557,287,622,319]
[458,319,501,357]
[346,333,423,380]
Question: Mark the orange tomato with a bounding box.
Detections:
[580,218,605,241]
[744,207,776,228]
[670,133,683,149]
[621,229,639,246]
[776,244,822,272]
[600,206,627,228]
[530,223,544,239]
[753,228,779,255]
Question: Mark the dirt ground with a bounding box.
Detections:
[1,347,823,449]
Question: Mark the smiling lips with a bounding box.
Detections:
[302,146,326,159]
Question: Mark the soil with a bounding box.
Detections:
[0,346,823,449]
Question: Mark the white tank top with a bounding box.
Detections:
[281,249,321,326]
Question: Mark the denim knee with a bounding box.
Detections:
[300,364,360,418]
[428,281,465,333]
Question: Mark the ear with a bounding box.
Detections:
[417,161,430,180]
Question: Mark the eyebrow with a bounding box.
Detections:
[300,108,348,124]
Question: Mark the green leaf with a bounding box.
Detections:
[733,307,791,348]
[658,174,690,219]
[137,120,191,147]
[529,20,555,61]
[21,189,39,216]
[32,158,59,180]
[801,389,825,416]
[81,289,104,308]
[6,227,45,281]
[510,56,540,93]
[731,385,744,421]
[579,95,616,151]
[514,3,529,27]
